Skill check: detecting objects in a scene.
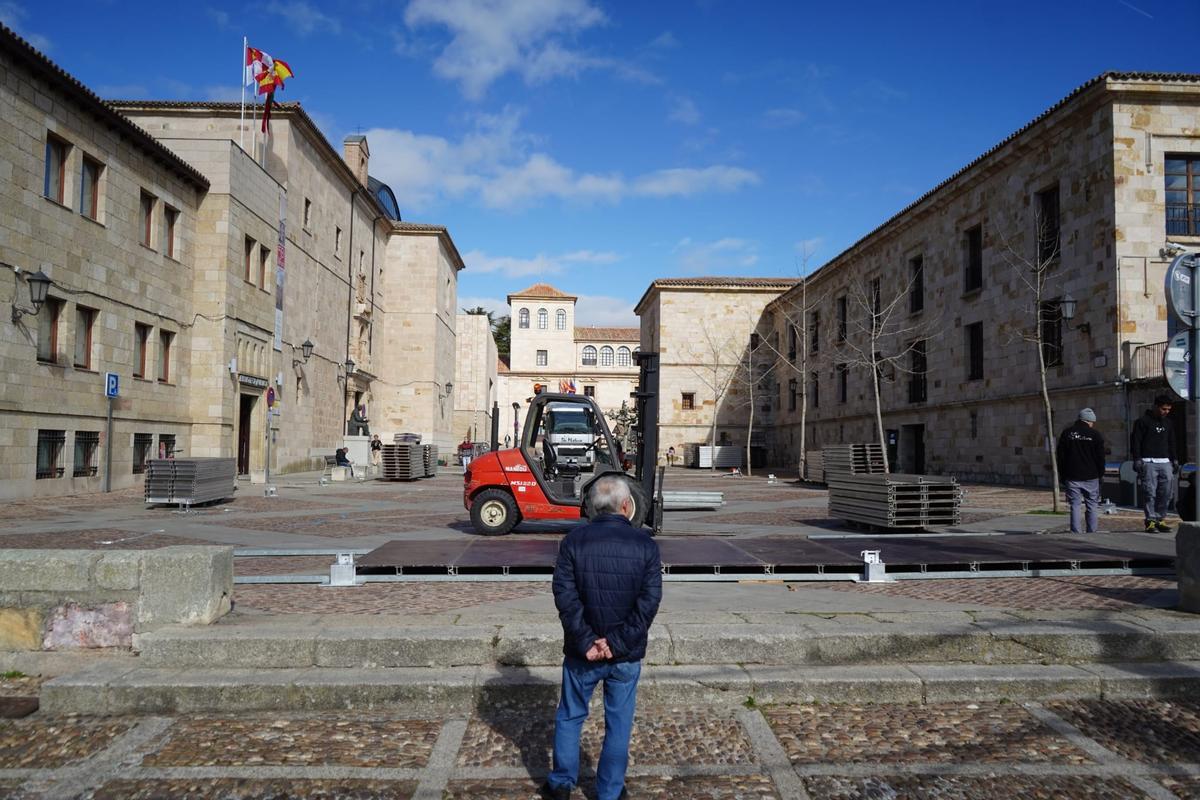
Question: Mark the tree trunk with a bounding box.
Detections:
[709,363,718,472]
[1036,322,1060,512]
[872,361,889,473]
[746,377,754,477]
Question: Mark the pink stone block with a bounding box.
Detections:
[42,602,134,650]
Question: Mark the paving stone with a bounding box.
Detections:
[1047,698,1200,763]
[233,582,551,616]
[84,778,417,799]
[0,529,213,549]
[234,556,337,576]
[1160,774,1200,799]
[819,576,1178,611]
[142,714,440,767]
[445,775,781,799]
[0,716,134,768]
[764,702,1091,765]
[801,774,1149,799]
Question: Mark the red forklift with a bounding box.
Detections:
[464,352,662,535]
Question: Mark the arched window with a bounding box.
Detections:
[616,346,631,367]
[518,308,529,329]
[537,308,548,329]
[582,345,597,366]
[555,309,566,330]
[600,346,614,366]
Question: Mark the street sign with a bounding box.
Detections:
[104,372,119,398]
[266,387,276,407]
[1166,253,1200,328]
[1164,331,1190,400]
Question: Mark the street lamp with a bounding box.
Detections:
[292,338,314,368]
[9,267,52,324]
[512,401,520,445]
[344,358,356,376]
[1059,294,1089,335]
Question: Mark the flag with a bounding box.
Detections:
[245,46,294,95]
[559,379,576,394]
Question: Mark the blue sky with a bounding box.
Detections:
[5,0,1199,326]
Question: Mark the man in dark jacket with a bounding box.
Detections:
[1056,408,1106,533]
[543,475,662,800]
[1130,394,1177,533]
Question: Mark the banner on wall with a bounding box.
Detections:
[274,191,286,351]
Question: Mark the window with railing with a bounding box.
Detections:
[73,431,99,477]
[37,429,65,479]
[600,346,614,366]
[908,340,927,403]
[1036,185,1061,264]
[617,346,631,366]
[1166,155,1200,236]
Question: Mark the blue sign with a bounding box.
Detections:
[104,372,119,399]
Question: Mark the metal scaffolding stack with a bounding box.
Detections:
[144,458,236,506]
[423,445,439,478]
[822,444,886,477]
[828,472,963,530]
[379,444,425,481]
[803,450,825,483]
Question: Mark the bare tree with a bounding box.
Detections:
[996,200,1064,510]
[683,320,745,471]
[832,269,941,473]
[721,324,780,477]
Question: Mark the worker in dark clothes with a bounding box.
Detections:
[1056,408,1106,533]
[1130,394,1177,533]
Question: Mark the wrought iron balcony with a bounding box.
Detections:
[1167,204,1198,237]
[1129,340,1167,381]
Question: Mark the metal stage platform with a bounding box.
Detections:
[344,532,1176,583]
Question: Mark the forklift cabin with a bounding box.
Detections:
[522,395,624,505]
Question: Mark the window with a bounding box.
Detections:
[556,309,566,330]
[44,134,68,203]
[811,371,819,408]
[518,308,530,329]
[74,305,96,369]
[80,156,102,220]
[303,197,312,228]
[909,255,924,313]
[37,298,62,363]
[260,245,271,289]
[682,392,695,410]
[73,431,99,477]
[140,191,155,248]
[133,432,153,474]
[970,411,978,440]
[244,236,255,282]
[335,226,343,258]
[871,278,881,323]
[788,324,797,360]
[837,363,848,403]
[134,323,150,378]
[810,311,819,353]
[600,346,614,366]
[908,340,927,403]
[583,385,595,397]
[1166,155,1200,236]
[163,206,178,258]
[582,345,597,365]
[837,296,847,342]
[965,322,984,380]
[537,308,548,329]
[1040,300,1064,367]
[158,330,174,383]
[788,379,797,411]
[536,349,548,367]
[617,346,631,366]
[1036,185,1060,264]
[158,434,176,459]
[36,430,65,479]
[964,225,983,292]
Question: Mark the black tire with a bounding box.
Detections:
[471,489,520,535]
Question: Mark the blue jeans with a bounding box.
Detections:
[1064,478,1100,533]
[1140,461,1174,522]
[547,657,642,800]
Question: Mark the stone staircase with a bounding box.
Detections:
[40,610,1200,714]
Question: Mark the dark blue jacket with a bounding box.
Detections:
[552,513,662,663]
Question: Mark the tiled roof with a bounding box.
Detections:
[634,276,797,314]
[574,326,640,342]
[508,283,576,300]
[0,24,209,190]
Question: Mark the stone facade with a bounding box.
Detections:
[497,283,639,444]
[454,313,498,443]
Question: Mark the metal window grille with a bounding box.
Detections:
[682,392,695,410]
[537,309,548,329]
[36,429,65,479]
[617,346,631,366]
[581,345,597,366]
[1036,186,1060,264]
[600,346,614,366]
[1165,155,1200,236]
[555,309,566,330]
[133,433,153,474]
[536,349,547,367]
[73,431,99,477]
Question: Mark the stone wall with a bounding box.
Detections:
[454,313,498,442]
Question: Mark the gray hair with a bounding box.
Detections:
[588,475,632,516]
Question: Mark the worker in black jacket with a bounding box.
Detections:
[1056,408,1106,533]
[1130,394,1177,533]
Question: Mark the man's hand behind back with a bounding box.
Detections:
[585,637,612,661]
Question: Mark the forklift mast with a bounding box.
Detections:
[631,351,662,531]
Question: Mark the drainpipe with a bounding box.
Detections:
[344,190,357,437]
[368,213,383,354]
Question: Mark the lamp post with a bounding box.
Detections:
[9,267,52,323]
[512,401,520,445]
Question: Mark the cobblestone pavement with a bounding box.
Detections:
[3,699,1200,798]
[820,574,1178,611]
[233,581,552,615]
[0,529,214,549]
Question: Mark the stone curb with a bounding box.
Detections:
[39,660,1200,715]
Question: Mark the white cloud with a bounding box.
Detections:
[558,250,619,264]
[0,1,50,51]
[762,107,805,128]
[206,7,231,29]
[668,96,700,125]
[363,109,759,212]
[404,0,626,100]
[268,0,341,36]
[462,248,622,278]
[648,31,678,49]
[673,237,760,274]
[574,294,638,326]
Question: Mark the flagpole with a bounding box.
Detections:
[239,37,247,153]
[252,90,257,162]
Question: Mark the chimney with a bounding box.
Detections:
[343,135,369,187]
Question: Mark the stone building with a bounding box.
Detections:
[497,283,639,440]
[0,25,463,499]
[635,278,796,465]
[454,312,499,443]
[763,72,1200,484]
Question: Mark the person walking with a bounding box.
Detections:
[369,434,382,473]
[1130,394,1178,533]
[1056,408,1106,534]
[542,476,662,800]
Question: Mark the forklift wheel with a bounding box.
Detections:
[627,481,648,528]
[471,489,520,536]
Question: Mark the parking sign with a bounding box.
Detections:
[104,372,119,398]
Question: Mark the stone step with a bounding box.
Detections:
[40,661,1200,715]
[133,621,1200,669]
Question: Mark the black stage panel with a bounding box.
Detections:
[730,538,860,566]
[458,539,559,567]
[357,540,471,568]
[658,537,763,567]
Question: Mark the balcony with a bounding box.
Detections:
[1129,341,1167,382]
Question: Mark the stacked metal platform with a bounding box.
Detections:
[379,444,425,481]
[822,443,886,476]
[144,458,236,506]
[824,444,961,530]
[683,444,743,469]
[802,450,825,483]
[423,444,439,477]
